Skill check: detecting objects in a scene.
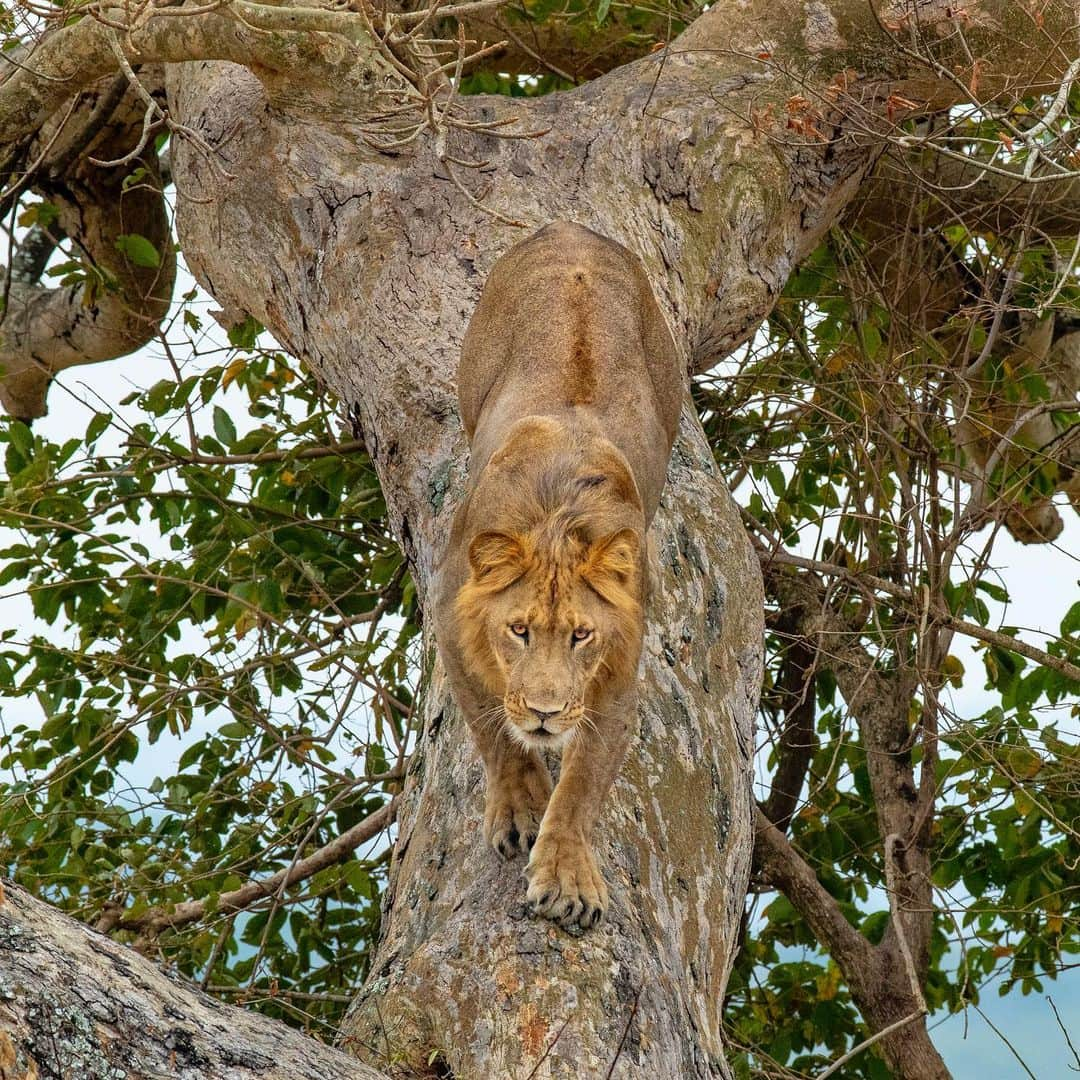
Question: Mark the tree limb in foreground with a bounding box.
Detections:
[0,879,389,1080]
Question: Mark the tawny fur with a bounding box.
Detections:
[435,221,682,930]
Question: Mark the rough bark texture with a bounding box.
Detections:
[338,414,761,1079]
[0,880,387,1080]
[3,1,1079,1078]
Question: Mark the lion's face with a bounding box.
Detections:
[455,527,642,751]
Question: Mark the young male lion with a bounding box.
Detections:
[435,221,682,930]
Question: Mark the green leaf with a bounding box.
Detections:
[114,233,161,268]
[85,411,112,444]
[122,167,148,191]
[213,406,237,448]
[17,201,59,229]
[227,315,263,350]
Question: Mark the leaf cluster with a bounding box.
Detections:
[0,295,415,1034]
[709,217,1080,1077]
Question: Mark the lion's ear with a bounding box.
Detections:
[467,531,528,588]
[582,528,640,599]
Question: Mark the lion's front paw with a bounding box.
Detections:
[525,831,607,930]
[484,760,552,859]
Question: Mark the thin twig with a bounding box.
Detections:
[970,1002,1038,1080]
[522,1016,572,1080]
[1048,996,1080,1072]
[604,986,642,1079]
[815,1010,927,1080]
[88,101,159,167]
[115,796,398,939]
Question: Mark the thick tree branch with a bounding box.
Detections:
[0,880,390,1080]
[0,85,176,420]
[0,1,394,147]
[753,807,878,985]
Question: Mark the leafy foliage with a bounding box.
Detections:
[707,219,1080,1075]
[2,16,1079,1077]
[0,291,416,1033]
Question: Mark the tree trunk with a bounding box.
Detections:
[336,425,761,1079]
[164,49,767,1072]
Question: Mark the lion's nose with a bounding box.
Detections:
[527,704,565,722]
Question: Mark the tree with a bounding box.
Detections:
[1,1,1079,1078]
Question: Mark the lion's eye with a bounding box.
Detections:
[510,623,529,640]
[571,627,593,644]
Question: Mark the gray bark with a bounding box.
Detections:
[163,36,777,1076]
[0,880,386,1080]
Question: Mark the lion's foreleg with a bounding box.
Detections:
[458,686,554,859]
[481,736,554,859]
[524,691,634,929]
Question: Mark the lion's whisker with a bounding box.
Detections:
[473,704,509,736]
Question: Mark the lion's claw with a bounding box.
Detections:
[525,831,607,930]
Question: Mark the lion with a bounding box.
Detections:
[435,221,683,930]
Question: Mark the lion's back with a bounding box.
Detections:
[457,222,683,510]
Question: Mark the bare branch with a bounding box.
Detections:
[760,548,1080,684]
[106,795,398,942]
[815,1009,927,1080]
